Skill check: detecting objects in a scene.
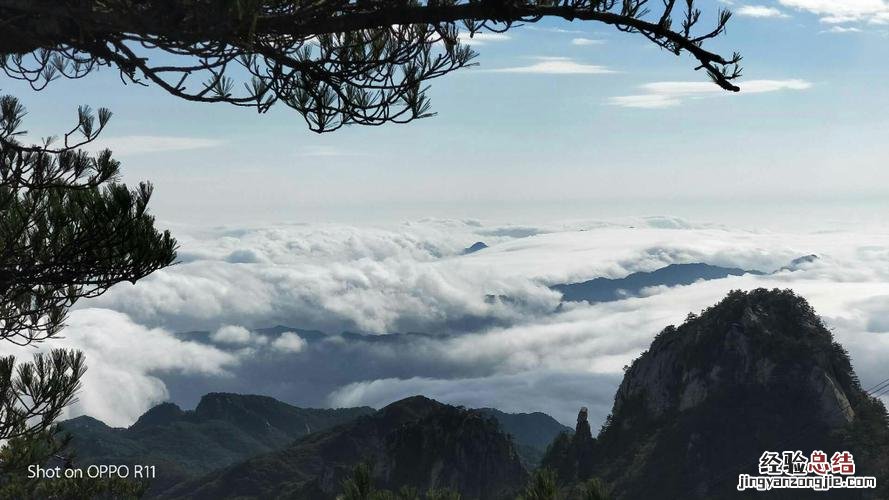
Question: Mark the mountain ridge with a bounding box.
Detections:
[61,394,375,495]
[162,395,528,499]
[551,256,819,305]
[552,262,763,304]
[63,393,568,497]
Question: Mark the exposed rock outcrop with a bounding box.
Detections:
[544,289,889,499]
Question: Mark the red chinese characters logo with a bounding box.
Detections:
[830,451,855,475]
[807,450,830,475]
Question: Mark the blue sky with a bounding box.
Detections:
[6,1,889,227]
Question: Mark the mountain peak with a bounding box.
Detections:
[62,415,114,432]
[130,402,184,431]
[195,392,276,413]
[617,288,846,422]
[476,407,572,453]
[575,406,592,441]
[780,253,820,272]
[377,395,448,423]
[544,288,889,498]
[462,241,488,254]
[552,262,758,304]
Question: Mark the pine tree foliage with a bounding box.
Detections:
[0,350,84,442]
[519,468,561,500]
[0,1,742,132]
[0,96,177,347]
[0,427,148,499]
[518,467,611,500]
[338,462,463,500]
[0,95,175,495]
[577,478,609,500]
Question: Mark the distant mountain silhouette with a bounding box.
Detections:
[477,408,572,468]
[478,407,571,449]
[778,254,819,272]
[164,396,528,499]
[552,263,762,304]
[543,289,889,499]
[61,394,374,495]
[553,256,821,305]
[463,241,489,254]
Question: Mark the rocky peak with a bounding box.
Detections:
[613,288,855,427]
[544,289,889,499]
[575,406,592,441]
[462,241,488,254]
[130,402,184,431]
[376,395,445,421]
[192,392,287,430]
[780,254,819,272]
[194,392,268,416]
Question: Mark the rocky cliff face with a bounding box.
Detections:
[544,289,889,499]
[613,289,856,429]
[164,396,528,500]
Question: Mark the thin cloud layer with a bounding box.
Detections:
[93,135,222,155]
[489,57,614,74]
[610,79,812,108]
[737,5,790,18]
[457,32,512,45]
[571,37,605,45]
[822,26,864,33]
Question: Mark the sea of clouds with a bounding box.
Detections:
[11,217,889,428]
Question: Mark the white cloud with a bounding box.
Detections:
[571,37,605,46]
[295,146,354,157]
[211,325,267,345]
[88,220,562,334]
[58,219,889,427]
[489,57,614,75]
[0,309,238,427]
[608,94,682,109]
[645,79,812,94]
[821,25,864,33]
[737,5,790,17]
[271,332,307,353]
[609,79,812,108]
[526,26,586,34]
[778,0,889,24]
[457,32,511,45]
[89,219,889,338]
[93,135,222,155]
